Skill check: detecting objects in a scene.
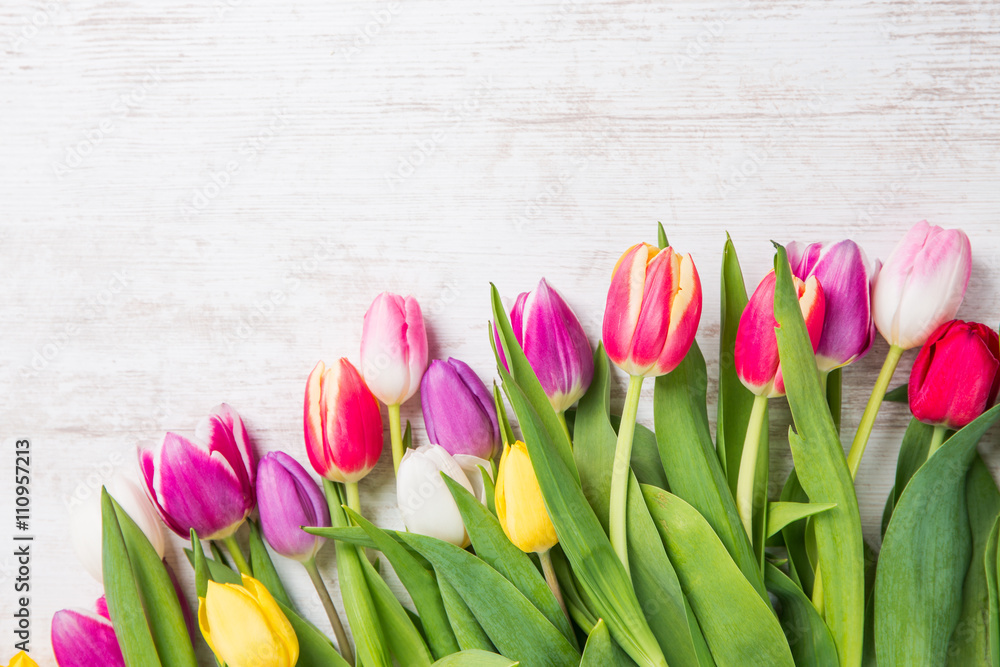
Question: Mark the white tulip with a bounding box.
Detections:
[453,454,494,504]
[397,444,477,547]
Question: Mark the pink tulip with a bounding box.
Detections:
[51,597,125,667]
[787,239,878,372]
[139,404,255,540]
[735,271,826,398]
[421,357,501,460]
[304,359,383,483]
[872,221,972,349]
[909,320,1000,430]
[602,243,703,378]
[361,292,428,406]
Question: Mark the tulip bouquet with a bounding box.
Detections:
[49,220,1000,667]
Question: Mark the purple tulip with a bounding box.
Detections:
[139,403,256,540]
[498,278,594,413]
[421,358,501,460]
[257,451,330,562]
[51,596,125,667]
[786,239,879,372]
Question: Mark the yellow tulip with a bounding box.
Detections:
[198,574,299,667]
[495,441,559,554]
[6,652,38,667]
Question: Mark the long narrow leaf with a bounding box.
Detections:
[985,518,1000,667]
[767,502,837,538]
[247,519,293,608]
[360,553,434,667]
[581,619,635,667]
[881,418,935,535]
[439,576,495,652]
[717,233,752,484]
[431,650,517,667]
[765,563,838,667]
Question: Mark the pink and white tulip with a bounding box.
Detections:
[257,451,330,562]
[872,221,972,349]
[51,597,125,667]
[139,404,256,540]
[602,243,703,378]
[304,359,383,483]
[787,239,878,372]
[361,292,428,406]
[735,271,826,398]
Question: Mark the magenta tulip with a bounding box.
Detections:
[872,221,971,350]
[602,243,702,378]
[735,271,826,398]
[51,597,125,667]
[139,403,255,540]
[909,320,1000,430]
[787,239,878,372]
[257,451,330,562]
[360,292,428,406]
[421,358,501,459]
[304,358,383,483]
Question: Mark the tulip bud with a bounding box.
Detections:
[421,358,501,460]
[304,359,383,483]
[257,452,330,562]
[908,320,1000,430]
[397,444,486,547]
[361,292,429,406]
[453,453,495,505]
[70,468,165,584]
[500,279,594,412]
[872,220,972,349]
[602,243,703,378]
[495,441,558,554]
[735,271,826,398]
[51,597,125,667]
[6,652,37,667]
[199,574,299,667]
[139,403,256,540]
[787,239,878,372]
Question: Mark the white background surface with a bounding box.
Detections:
[2,0,1000,663]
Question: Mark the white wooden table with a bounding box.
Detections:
[3,0,999,663]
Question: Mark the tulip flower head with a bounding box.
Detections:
[735,271,826,398]
[361,292,429,406]
[199,574,299,667]
[603,242,703,378]
[495,441,558,554]
[502,279,594,412]
[872,221,972,349]
[70,468,165,584]
[5,653,37,667]
[257,451,330,562]
[51,597,125,667]
[397,444,488,547]
[421,357,501,460]
[139,404,256,540]
[304,359,383,483]
[909,320,1000,430]
[787,239,878,372]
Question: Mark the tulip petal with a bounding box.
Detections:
[257,451,328,561]
[628,248,677,374]
[52,608,126,667]
[603,244,650,369]
[202,580,292,667]
[422,358,500,459]
[656,253,703,375]
[320,359,383,483]
[735,272,781,396]
[397,445,475,547]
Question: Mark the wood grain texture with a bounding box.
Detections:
[2,0,1000,663]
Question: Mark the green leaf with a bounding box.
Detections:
[101,489,163,667]
[210,541,230,569]
[431,649,518,667]
[441,476,576,647]
[277,597,352,667]
[946,456,1000,665]
[190,530,209,598]
[779,472,814,596]
[439,576,495,652]
[883,384,908,403]
[480,465,498,516]
[717,233,753,487]
[247,519,293,608]
[494,383,516,448]
[626,476,706,667]
[656,221,669,249]
[345,508,460,659]
[110,496,197,667]
[826,368,842,433]
[550,548,597,632]
[494,348,666,667]
[881,418,935,535]
[765,563,839,667]
[573,343,619,532]
[767,502,837,538]
[875,404,1000,666]
[581,619,635,667]
[359,552,434,666]
[404,419,413,450]
[491,283,578,482]
[773,244,864,667]
[985,518,1000,667]
[643,486,794,666]
[653,339,767,600]
[631,424,670,490]
[399,532,580,666]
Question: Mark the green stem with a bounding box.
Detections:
[556,411,572,445]
[927,425,948,459]
[539,549,569,622]
[736,394,770,539]
[388,403,404,474]
[345,481,362,517]
[220,534,251,576]
[304,558,355,665]
[609,374,644,574]
[846,344,904,478]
